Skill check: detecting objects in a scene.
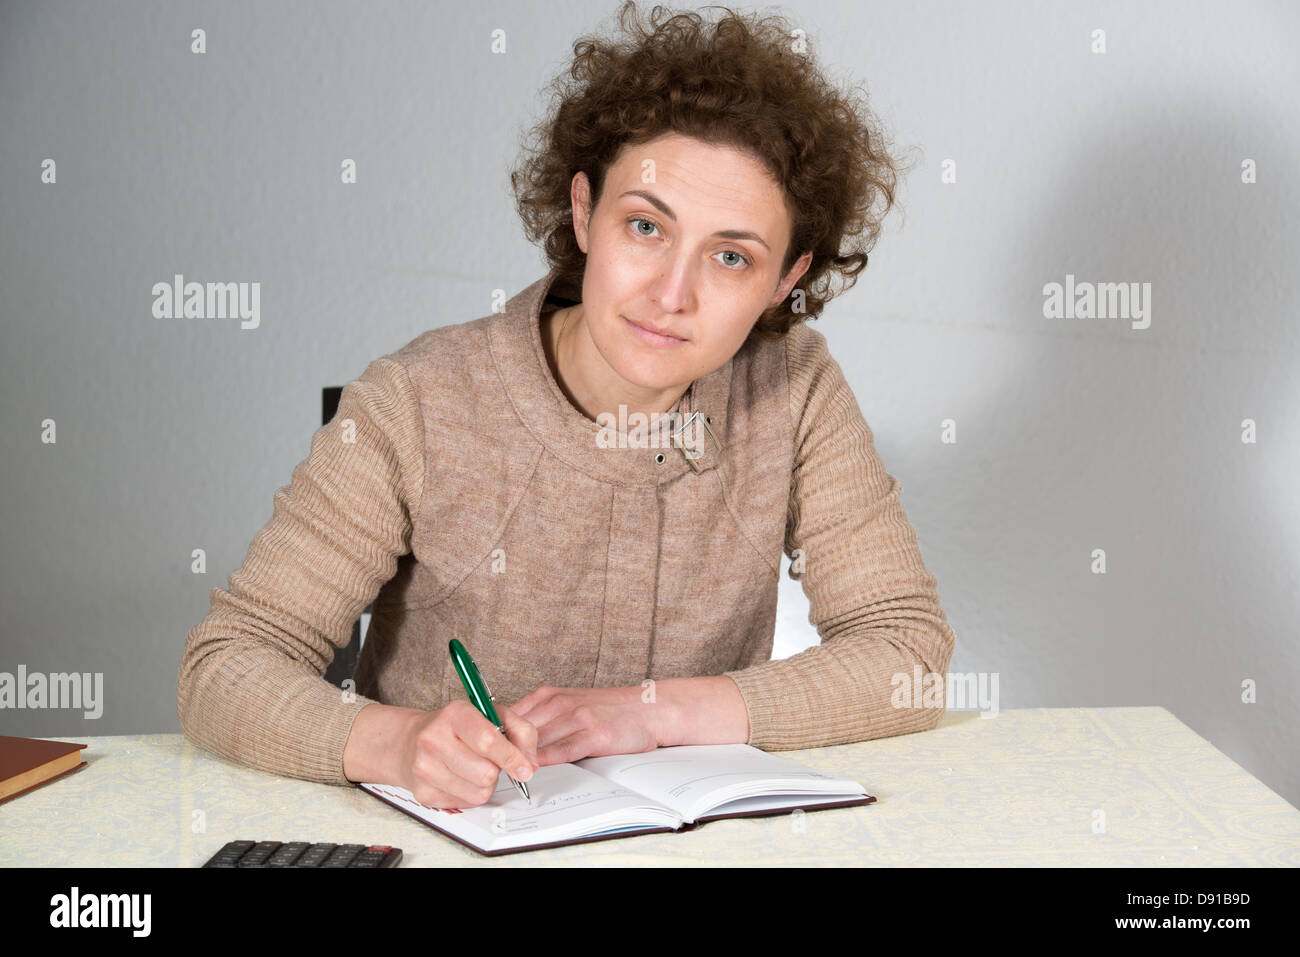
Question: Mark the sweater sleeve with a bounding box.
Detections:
[176,356,426,786]
[724,324,956,750]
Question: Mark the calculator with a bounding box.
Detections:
[202,840,403,867]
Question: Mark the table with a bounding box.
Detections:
[4,707,1297,866]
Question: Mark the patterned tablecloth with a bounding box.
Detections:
[4,707,1297,866]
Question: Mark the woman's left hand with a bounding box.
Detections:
[509,684,665,766]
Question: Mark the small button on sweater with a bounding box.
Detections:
[176,269,957,786]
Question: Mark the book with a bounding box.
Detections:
[358,743,875,856]
[0,736,88,805]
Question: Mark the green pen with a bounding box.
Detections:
[448,639,532,805]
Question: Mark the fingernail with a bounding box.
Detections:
[516,765,533,781]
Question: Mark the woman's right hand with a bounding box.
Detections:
[395,700,540,809]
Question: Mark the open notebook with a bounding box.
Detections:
[358,743,874,856]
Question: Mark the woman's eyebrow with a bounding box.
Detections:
[618,189,770,251]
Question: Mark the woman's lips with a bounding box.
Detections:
[624,315,686,346]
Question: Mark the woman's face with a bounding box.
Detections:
[570,131,811,394]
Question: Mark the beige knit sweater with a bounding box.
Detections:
[176,270,956,786]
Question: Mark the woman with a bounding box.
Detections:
[177,2,955,810]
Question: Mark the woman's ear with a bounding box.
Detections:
[570,171,593,253]
[773,250,814,307]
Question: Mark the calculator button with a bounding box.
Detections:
[202,840,400,868]
[322,845,364,867]
[203,840,248,867]
[204,840,254,866]
[294,844,334,867]
[237,841,281,866]
[268,842,310,866]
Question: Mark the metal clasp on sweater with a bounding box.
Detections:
[671,411,721,472]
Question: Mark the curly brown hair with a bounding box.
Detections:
[510,1,913,343]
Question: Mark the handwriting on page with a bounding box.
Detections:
[501,787,629,814]
[514,787,627,811]
[483,787,639,833]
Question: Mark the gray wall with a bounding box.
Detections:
[3,1,1297,807]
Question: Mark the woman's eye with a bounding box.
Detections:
[628,218,751,270]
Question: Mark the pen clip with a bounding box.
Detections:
[471,654,495,702]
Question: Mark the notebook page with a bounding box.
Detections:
[697,791,869,818]
[360,762,679,852]
[576,744,866,821]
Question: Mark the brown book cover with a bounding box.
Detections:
[0,736,88,805]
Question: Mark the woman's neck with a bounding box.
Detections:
[541,304,687,425]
